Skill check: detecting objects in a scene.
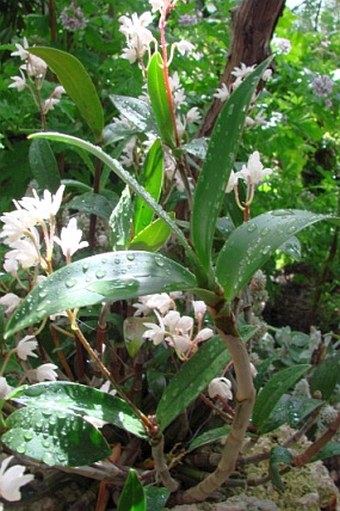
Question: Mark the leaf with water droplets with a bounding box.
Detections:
[191,57,272,272]
[216,210,335,301]
[156,336,231,431]
[3,405,110,466]
[5,252,197,338]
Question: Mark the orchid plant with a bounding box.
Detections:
[0,0,339,508]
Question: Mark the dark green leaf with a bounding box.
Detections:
[68,191,118,219]
[269,447,293,492]
[216,210,334,301]
[3,407,110,466]
[157,336,231,431]
[109,186,133,250]
[11,381,147,438]
[310,353,340,400]
[5,252,197,338]
[262,395,323,434]
[118,469,146,511]
[191,58,272,270]
[147,52,175,148]
[145,486,170,511]
[110,95,158,135]
[252,364,310,433]
[134,140,163,234]
[29,47,104,140]
[312,442,340,462]
[188,425,231,452]
[29,139,61,192]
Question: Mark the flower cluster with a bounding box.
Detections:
[312,74,334,108]
[134,293,214,359]
[0,186,88,275]
[119,12,155,64]
[272,37,291,55]
[59,2,88,32]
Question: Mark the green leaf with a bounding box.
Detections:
[145,486,170,511]
[310,353,340,400]
[129,217,172,252]
[269,446,293,492]
[109,186,133,250]
[147,52,175,148]
[252,364,310,433]
[118,469,146,511]
[29,139,61,192]
[102,122,138,146]
[3,407,110,467]
[191,58,272,270]
[134,140,164,234]
[11,381,147,438]
[68,191,118,219]
[29,47,104,140]
[312,442,340,462]
[110,95,158,135]
[5,252,197,338]
[123,317,147,358]
[188,425,231,453]
[28,132,199,268]
[261,395,323,434]
[216,210,334,301]
[156,336,231,431]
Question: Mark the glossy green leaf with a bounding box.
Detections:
[3,407,110,467]
[5,252,197,338]
[109,186,133,250]
[261,394,323,434]
[310,353,340,400]
[134,140,164,234]
[29,139,61,192]
[182,138,208,160]
[147,52,175,148]
[145,486,170,511]
[118,469,146,511]
[68,191,118,219]
[157,336,231,431]
[11,381,147,438]
[269,447,293,492]
[252,364,310,433]
[191,58,272,270]
[110,95,158,135]
[102,122,138,146]
[188,425,231,452]
[29,47,104,140]
[129,217,172,252]
[28,132,199,268]
[216,210,334,301]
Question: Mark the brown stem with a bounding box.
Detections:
[182,313,255,502]
[293,412,340,468]
[48,0,57,42]
[89,158,103,249]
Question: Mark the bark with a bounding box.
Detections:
[198,0,286,137]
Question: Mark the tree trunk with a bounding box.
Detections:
[198,0,286,137]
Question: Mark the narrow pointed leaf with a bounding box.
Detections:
[109,186,133,249]
[3,407,110,466]
[28,132,198,267]
[156,336,231,431]
[216,210,335,301]
[118,470,146,511]
[10,381,147,438]
[29,47,104,140]
[147,52,175,148]
[191,58,272,269]
[134,139,163,234]
[5,252,197,338]
[29,139,61,192]
[252,364,310,434]
[188,425,231,452]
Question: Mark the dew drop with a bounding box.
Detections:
[39,290,47,298]
[65,278,77,289]
[114,258,121,265]
[16,444,26,454]
[247,223,257,233]
[82,263,89,273]
[95,269,107,279]
[155,256,165,267]
[24,431,33,441]
[126,253,135,261]
[261,245,271,255]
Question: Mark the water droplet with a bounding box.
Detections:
[247,223,257,233]
[155,256,165,267]
[126,253,135,261]
[16,444,26,454]
[271,209,294,216]
[287,224,296,234]
[24,431,33,441]
[114,258,121,265]
[261,245,271,255]
[261,227,270,236]
[42,452,55,465]
[95,269,106,279]
[42,439,50,448]
[39,290,47,298]
[36,303,46,312]
[82,263,89,273]
[42,410,52,418]
[65,278,77,289]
